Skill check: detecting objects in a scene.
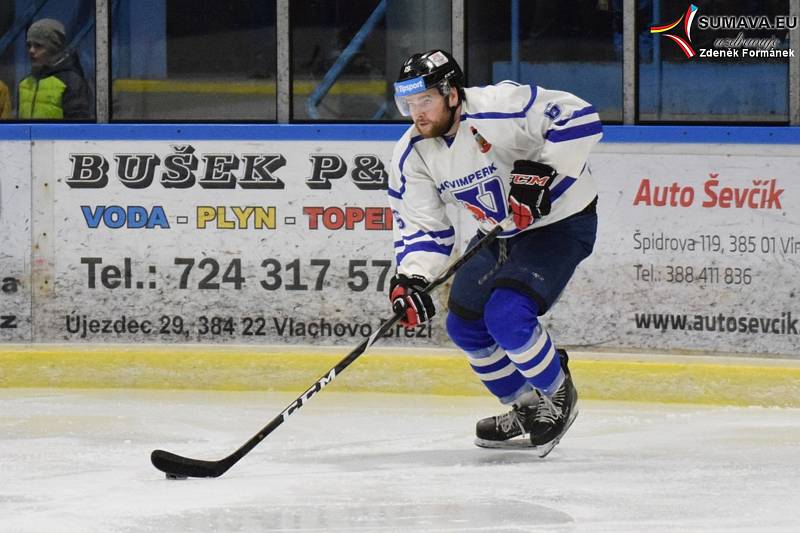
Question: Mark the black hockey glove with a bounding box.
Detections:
[508,160,558,230]
[389,274,435,328]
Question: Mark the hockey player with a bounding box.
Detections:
[387,50,601,456]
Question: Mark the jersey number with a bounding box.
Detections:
[453,177,507,223]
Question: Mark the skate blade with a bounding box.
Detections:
[535,404,579,459]
[474,436,538,449]
[473,437,562,456]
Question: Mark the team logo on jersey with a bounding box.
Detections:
[453,177,506,224]
[470,126,492,153]
[650,4,698,59]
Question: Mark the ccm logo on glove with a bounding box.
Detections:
[507,160,557,230]
[389,274,435,328]
[510,174,549,186]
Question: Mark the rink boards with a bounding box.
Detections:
[1,124,799,404]
[2,344,800,407]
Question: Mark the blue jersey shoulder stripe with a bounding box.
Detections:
[553,105,597,127]
[545,121,602,143]
[390,134,425,200]
[461,85,537,121]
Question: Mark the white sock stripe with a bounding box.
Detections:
[517,343,557,379]
[474,364,519,382]
[507,328,549,363]
[466,345,504,367]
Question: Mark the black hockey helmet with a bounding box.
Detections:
[393,50,464,116]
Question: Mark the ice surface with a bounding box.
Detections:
[1,389,799,532]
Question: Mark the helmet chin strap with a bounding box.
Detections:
[443,92,461,136]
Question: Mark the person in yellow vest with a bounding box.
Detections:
[0,80,11,118]
[18,18,91,119]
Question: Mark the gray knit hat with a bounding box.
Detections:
[27,18,66,53]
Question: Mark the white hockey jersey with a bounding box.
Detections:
[388,81,602,281]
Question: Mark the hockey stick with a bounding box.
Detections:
[151,217,515,479]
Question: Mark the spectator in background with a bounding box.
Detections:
[18,18,91,119]
[0,80,11,118]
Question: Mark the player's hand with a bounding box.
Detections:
[389,274,435,328]
[508,160,557,230]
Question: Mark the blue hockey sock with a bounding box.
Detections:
[446,312,530,404]
[484,288,564,396]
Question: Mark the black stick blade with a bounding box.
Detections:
[151,449,230,479]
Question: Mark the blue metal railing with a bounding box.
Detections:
[305,0,388,120]
[0,0,48,58]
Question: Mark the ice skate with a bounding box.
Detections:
[474,350,578,455]
[474,391,540,448]
[527,349,579,458]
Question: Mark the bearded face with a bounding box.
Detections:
[406,88,459,139]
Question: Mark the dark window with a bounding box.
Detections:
[467,0,622,123]
[112,0,276,121]
[0,0,96,121]
[292,0,451,121]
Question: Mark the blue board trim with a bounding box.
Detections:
[23,124,412,141]
[602,126,800,144]
[0,125,31,140]
[0,124,798,144]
